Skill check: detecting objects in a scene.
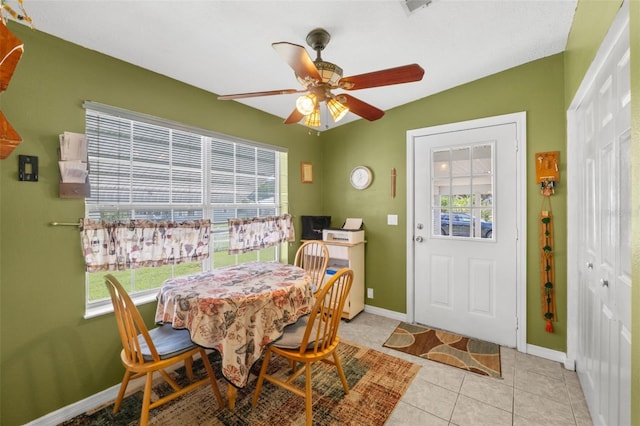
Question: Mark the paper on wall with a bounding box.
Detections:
[59,160,88,183]
[343,218,363,230]
[59,131,87,161]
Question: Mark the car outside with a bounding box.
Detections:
[439,213,492,238]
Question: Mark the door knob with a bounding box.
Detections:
[415,236,424,243]
[600,278,609,287]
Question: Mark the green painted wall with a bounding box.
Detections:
[2,0,639,423]
[563,1,640,424]
[322,54,568,351]
[0,24,324,424]
[563,0,623,106]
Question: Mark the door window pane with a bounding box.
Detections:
[432,143,494,240]
[451,147,470,176]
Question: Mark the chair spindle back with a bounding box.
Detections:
[105,274,159,365]
[294,240,330,293]
[299,267,353,355]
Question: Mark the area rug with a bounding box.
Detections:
[383,322,501,379]
[61,341,420,425]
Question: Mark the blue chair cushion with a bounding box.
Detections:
[139,325,196,361]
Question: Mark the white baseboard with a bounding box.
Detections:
[527,343,575,370]
[363,304,407,322]
[24,353,201,425]
[24,383,123,426]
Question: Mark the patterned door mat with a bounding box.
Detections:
[383,322,502,378]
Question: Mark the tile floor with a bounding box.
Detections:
[339,312,594,426]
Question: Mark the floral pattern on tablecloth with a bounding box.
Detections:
[155,261,314,387]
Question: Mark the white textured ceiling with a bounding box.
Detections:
[17,0,577,130]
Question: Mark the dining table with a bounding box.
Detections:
[154,260,314,409]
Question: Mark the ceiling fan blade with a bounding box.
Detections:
[284,108,305,124]
[339,64,425,91]
[339,94,385,121]
[272,42,322,82]
[218,88,306,100]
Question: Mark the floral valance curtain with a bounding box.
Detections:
[80,219,211,272]
[228,214,295,254]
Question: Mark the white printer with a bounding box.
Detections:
[322,218,365,244]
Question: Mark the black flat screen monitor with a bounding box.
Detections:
[300,216,331,240]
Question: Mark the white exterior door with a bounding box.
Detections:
[569,8,631,425]
[408,115,523,347]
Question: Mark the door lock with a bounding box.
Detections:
[586,262,593,270]
[600,278,609,288]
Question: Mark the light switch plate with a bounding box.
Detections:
[18,155,38,182]
[387,214,398,225]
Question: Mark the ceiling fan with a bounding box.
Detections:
[218,28,425,128]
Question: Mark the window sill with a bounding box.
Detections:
[84,292,158,319]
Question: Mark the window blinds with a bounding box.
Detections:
[84,102,282,221]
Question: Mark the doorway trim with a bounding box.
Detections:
[406,112,527,352]
[565,0,629,375]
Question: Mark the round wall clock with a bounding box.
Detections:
[350,166,373,190]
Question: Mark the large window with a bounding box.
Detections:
[84,102,285,314]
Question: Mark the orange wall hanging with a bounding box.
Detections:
[0,1,32,159]
[0,110,21,158]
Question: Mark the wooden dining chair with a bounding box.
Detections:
[104,274,224,426]
[252,267,354,426]
[294,240,330,294]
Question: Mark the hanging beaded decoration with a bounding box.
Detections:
[536,152,559,333]
[539,198,556,332]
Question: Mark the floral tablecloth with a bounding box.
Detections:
[155,261,314,387]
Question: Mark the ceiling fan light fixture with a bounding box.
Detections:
[327,98,349,123]
[295,93,317,115]
[303,105,321,127]
[315,61,343,86]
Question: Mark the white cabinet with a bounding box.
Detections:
[324,241,365,320]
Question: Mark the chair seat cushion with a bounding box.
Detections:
[140,325,196,361]
[273,315,320,350]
